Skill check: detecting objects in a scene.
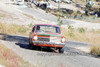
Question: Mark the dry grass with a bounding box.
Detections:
[61,27,100,45]
[23,13,34,19]
[0,41,34,67]
[91,45,100,56]
[0,22,31,35]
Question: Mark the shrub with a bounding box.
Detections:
[68,24,74,37]
[78,28,85,33]
[68,24,74,31]
[57,16,60,21]
[91,45,100,56]
[69,32,74,37]
[57,13,63,26]
[58,20,63,26]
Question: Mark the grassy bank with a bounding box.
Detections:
[0,22,31,35]
[62,27,100,44]
[0,41,34,67]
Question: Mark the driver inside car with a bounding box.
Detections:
[36,26,40,32]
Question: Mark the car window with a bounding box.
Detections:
[35,25,61,34]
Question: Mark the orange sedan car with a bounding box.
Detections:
[29,24,66,53]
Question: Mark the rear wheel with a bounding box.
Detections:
[59,48,64,53]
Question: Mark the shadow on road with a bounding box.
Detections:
[0,33,54,52]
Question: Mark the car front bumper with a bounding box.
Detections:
[32,41,65,47]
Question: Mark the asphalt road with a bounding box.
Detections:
[0,34,100,67]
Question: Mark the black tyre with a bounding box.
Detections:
[31,43,34,50]
[37,46,42,50]
[59,48,64,53]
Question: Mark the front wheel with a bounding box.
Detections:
[59,48,64,53]
[31,43,35,50]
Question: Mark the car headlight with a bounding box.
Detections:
[61,38,66,43]
[33,35,38,40]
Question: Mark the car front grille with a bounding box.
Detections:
[38,37,50,42]
[37,37,61,43]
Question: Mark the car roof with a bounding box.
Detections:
[35,24,60,27]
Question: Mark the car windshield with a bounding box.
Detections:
[35,25,61,34]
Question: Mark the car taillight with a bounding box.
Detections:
[33,35,38,41]
[61,37,66,43]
